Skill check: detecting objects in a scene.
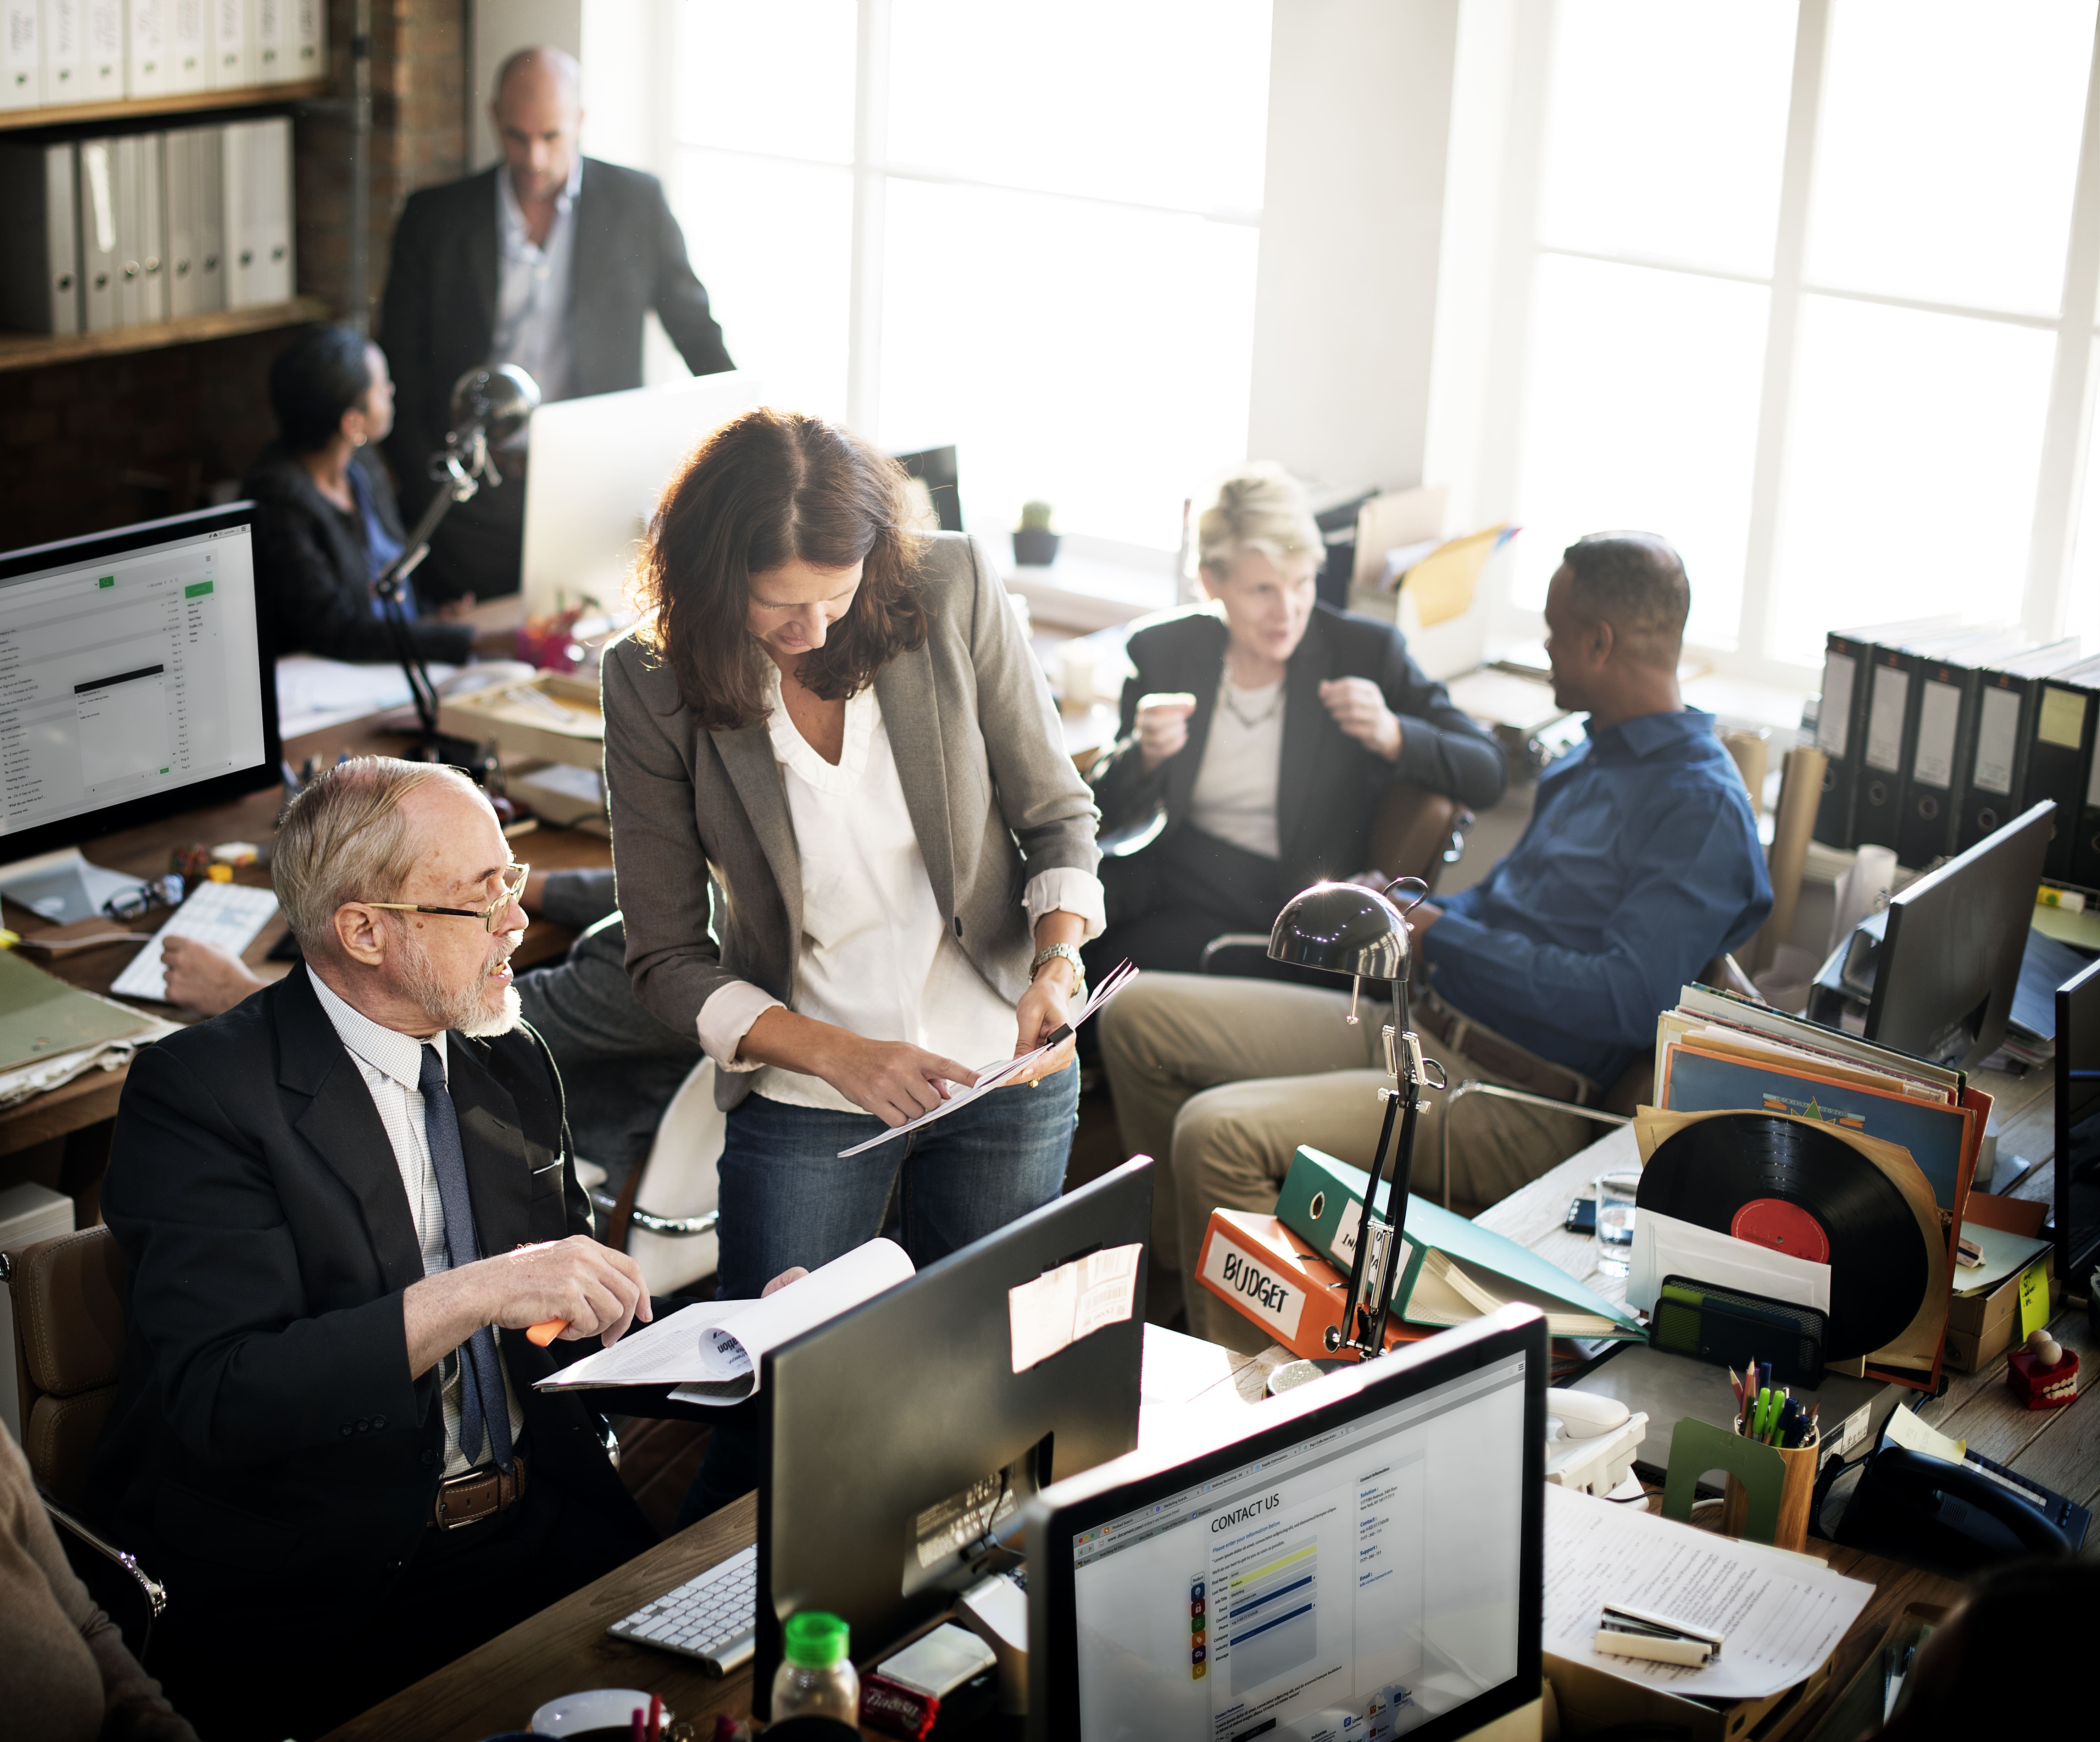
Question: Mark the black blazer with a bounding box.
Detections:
[87,969,651,1602]
[1088,603,1507,891]
[379,158,734,520]
[242,442,475,666]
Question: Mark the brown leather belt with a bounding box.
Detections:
[431,1449,530,1530]
[1414,994,1597,1107]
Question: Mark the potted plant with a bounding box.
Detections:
[1012,500,1060,567]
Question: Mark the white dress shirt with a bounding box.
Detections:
[1188,672,1286,859]
[696,666,1106,1112]
[308,967,527,1476]
[491,154,582,415]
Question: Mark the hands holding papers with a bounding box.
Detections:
[535,1238,916,1404]
[837,961,1139,1158]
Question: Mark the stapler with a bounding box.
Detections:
[1545,1388,1648,1498]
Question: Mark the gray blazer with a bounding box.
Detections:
[602,532,1101,1111]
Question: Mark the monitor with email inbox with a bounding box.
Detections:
[0,504,280,881]
[519,371,762,617]
[1026,1307,1548,1742]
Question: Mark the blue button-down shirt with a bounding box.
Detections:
[1422,707,1772,1086]
[491,154,582,416]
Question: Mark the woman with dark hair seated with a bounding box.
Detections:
[1083,464,1506,980]
[243,324,475,664]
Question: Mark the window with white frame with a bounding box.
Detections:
[1499,0,2100,680]
[602,0,1272,557]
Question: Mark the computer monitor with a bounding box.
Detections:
[519,371,763,617]
[1026,1306,1547,1742]
[757,1157,1153,1716]
[0,504,280,881]
[1864,800,2055,1070]
[894,444,963,533]
[2057,954,2100,1291]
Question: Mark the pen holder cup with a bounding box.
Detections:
[1722,1427,1817,1553]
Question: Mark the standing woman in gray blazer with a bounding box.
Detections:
[603,407,1104,1320]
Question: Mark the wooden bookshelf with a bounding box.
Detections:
[0,295,330,372]
[0,79,328,133]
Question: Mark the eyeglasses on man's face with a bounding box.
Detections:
[362,863,528,934]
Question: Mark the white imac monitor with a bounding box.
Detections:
[0,505,279,915]
[519,371,763,618]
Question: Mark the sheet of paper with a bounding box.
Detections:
[2017,1260,2051,1340]
[1543,1485,1874,1701]
[1883,1401,1965,1465]
[1008,1242,1141,1372]
[1627,1209,1832,1319]
[537,1237,915,1394]
[837,961,1139,1157]
[1951,1220,2053,1297]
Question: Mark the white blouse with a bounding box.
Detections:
[1187,672,1286,860]
[695,667,1105,1113]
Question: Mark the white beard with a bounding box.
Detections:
[395,930,523,1037]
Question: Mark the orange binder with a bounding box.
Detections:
[1195,1209,1422,1361]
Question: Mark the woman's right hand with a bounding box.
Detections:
[1133,692,1198,770]
[820,1033,979,1127]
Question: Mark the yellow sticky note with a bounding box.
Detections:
[2037,685,2088,749]
[2017,1260,2051,1341]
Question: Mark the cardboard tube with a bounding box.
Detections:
[1750,745,1827,974]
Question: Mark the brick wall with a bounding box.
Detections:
[0,0,470,550]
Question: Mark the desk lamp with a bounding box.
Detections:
[371,364,541,748]
[1266,875,1444,1359]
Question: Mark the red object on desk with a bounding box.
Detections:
[2005,1345,2078,1409]
[860,1674,939,1738]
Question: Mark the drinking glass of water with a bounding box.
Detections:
[1594,1170,1640,1277]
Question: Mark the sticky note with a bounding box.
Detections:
[2037,685,2088,750]
[2017,1260,2051,1341]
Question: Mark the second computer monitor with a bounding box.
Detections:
[1866,800,2055,1070]
[757,1157,1153,1714]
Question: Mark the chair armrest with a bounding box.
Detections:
[42,1496,166,1664]
[1199,933,1275,976]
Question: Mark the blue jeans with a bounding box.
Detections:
[677,1065,1079,1526]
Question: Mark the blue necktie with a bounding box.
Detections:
[419,1043,513,1472]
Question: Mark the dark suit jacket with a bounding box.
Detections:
[87,969,652,1606]
[1088,602,1507,892]
[241,442,475,666]
[379,157,734,519]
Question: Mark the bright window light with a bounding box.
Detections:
[1805,0,2095,315]
[2061,336,2100,653]
[674,0,858,165]
[1513,255,1770,649]
[1538,0,1796,278]
[1768,295,2056,664]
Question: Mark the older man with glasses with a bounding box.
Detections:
[84,756,662,1741]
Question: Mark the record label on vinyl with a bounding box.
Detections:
[1639,1114,1932,1359]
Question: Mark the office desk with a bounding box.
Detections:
[0,708,615,1161]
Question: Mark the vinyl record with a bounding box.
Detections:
[1639,1113,1931,1359]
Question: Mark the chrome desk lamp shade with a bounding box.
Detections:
[448,363,541,451]
[1266,877,1439,1359]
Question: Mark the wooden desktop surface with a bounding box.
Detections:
[0,706,615,1157]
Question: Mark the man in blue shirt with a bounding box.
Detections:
[1101,532,1773,1344]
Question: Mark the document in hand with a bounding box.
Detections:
[1543,1484,1872,1701]
[532,1237,915,1404]
[836,960,1139,1157]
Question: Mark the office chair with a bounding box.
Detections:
[3,1230,166,1662]
[587,1059,724,1296]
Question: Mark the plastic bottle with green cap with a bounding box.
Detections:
[770,1609,860,1722]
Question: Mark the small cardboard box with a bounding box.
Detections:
[1945,1193,2056,1374]
[1546,1648,1833,1742]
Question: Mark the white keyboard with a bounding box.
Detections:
[607,1543,757,1674]
[110,882,280,1003]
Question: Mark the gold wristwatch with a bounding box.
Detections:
[1030,942,1086,999]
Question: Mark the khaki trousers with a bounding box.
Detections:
[1099,972,1596,1346]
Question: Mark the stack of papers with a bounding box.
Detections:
[1951,1220,2053,1298]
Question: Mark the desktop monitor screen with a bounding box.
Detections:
[519,371,762,617]
[1866,801,2055,1071]
[1026,1308,1547,1742]
[0,505,279,867]
[757,1158,1152,1716]
[2057,954,2100,1289]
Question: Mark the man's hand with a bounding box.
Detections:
[404,1234,651,1374]
[1013,961,1077,1084]
[434,592,479,622]
[1133,692,1197,770]
[762,1267,809,1297]
[1320,678,1402,761]
[818,1033,978,1128]
[160,935,266,1016]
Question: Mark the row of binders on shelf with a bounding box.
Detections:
[1812,616,2098,882]
[0,115,291,333]
[0,0,324,110]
